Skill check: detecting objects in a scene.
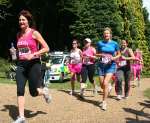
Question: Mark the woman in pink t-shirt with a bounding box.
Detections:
[80,38,98,98]
[13,10,50,123]
[131,48,143,87]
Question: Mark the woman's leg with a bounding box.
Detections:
[102,73,113,101]
[115,69,123,96]
[70,72,76,94]
[133,65,137,81]
[124,68,131,98]
[28,62,51,103]
[100,73,113,110]
[17,96,25,117]
[136,65,141,87]
[87,64,97,94]
[16,66,27,118]
[137,65,141,81]
[80,65,88,97]
[99,76,104,90]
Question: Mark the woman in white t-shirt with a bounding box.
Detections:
[68,39,82,95]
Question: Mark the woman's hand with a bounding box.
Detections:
[121,56,127,60]
[24,54,35,60]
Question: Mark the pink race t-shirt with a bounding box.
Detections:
[17,29,39,60]
[82,47,96,65]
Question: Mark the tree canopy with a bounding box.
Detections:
[0,0,150,73]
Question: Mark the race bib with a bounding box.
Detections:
[18,47,30,54]
[101,56,111,64]
[83,56,90,64]
[119,60,127,66]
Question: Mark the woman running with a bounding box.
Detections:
[68,39,82,95]
[13,10,51,123]
[97,27,120,110]
[131,48,143,87]
[115,40,135,100]
[80,38,97,98]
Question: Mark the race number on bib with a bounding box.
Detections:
[85,57,90,63]
[119,60,127,66]
[18,47,31,56]
[101,56,111,64]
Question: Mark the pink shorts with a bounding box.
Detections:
[68,63,82,73]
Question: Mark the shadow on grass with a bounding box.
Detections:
[123,100,150,123]
[1,105,47,120]
[59,89,100,107]
[50,79,70,83]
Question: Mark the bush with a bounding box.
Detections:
[0,58,10,72]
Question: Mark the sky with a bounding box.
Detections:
[143,0,150,20]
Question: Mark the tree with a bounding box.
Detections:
[143,7,150,51]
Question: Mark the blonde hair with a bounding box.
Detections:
[103,27,112,34]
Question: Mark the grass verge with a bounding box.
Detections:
[144,88,150,99]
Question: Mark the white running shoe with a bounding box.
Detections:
[93,87,98,95]
[124,96,129,99]
[13,116,25,123]
[80,88,84,98]
[101,101,107,110]
[117,95,122,100]
[69,90,75,95]
[43,87,52,104]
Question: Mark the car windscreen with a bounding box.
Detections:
[50,56,63,64]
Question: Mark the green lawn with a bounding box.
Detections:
[1,71,150,99]
[0,72,100,90]
[144,88,150,99]
[0,72,15,84]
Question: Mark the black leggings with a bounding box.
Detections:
[81,64,95,83]
[16,59,43,97]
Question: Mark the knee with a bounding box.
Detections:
[17,89,25,96]
[29,89,38,97]
[102,80,109,87]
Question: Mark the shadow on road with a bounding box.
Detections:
[123,100,150,123]
[1,105,47,120]
[59,89,100,107]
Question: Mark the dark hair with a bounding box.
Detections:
[18,10,36,28]
[72,39,79,44]
[121,39,128,44]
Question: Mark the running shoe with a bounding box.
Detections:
[116,95,122,100]
[93,85,98,95]
[12,116,25,123]
[69,90,75,95]
[124,96,129,99]
[43,87,52,104]
[80,88,84,99]
[101,101,107,110]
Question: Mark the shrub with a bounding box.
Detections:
[0,58,10,72]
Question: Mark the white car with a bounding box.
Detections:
[48,51,71,82]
